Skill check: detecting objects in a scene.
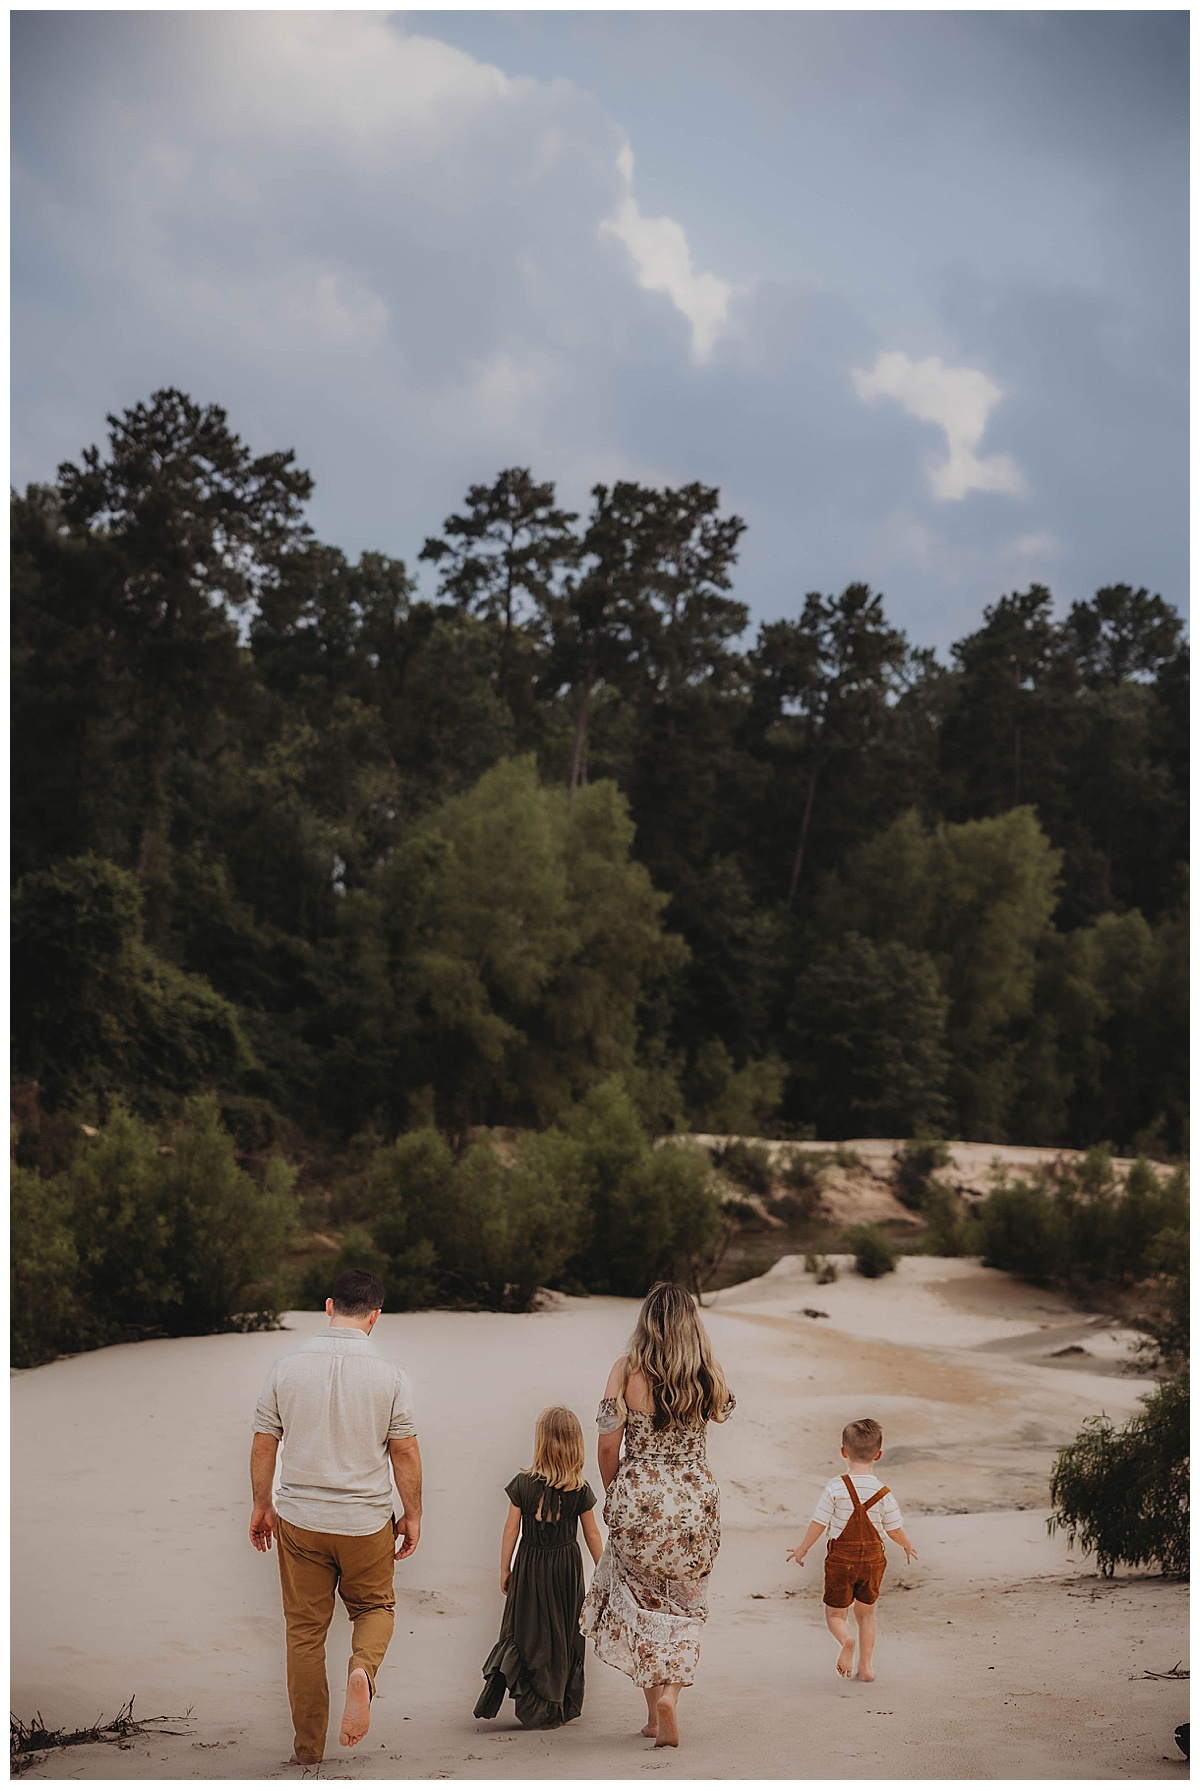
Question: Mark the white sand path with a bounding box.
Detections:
[11,1256,1188,1779]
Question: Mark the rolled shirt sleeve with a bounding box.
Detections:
[253,1365,284,1439]
[386,1367,417,1439]
[879,1491,902,1529]
[812,1482,838,1527]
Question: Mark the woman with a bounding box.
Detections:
[579,1281,734,1749]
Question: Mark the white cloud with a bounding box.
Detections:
[852,349,1027,501]
[601,142,735,363]
[205,14,521,160]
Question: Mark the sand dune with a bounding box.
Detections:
[11,1256,1188,1779]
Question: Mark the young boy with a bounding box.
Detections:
[787,1418,917,1682]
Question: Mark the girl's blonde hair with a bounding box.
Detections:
[528,1405,586,1493]
[622,1282,730,1431]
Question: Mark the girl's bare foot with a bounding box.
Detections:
[340,1667,372,1747]
[654,1702,680,1748]
[836,1639,856,1678]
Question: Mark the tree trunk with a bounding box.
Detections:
[788,764,820,903]
[568,652,596,798]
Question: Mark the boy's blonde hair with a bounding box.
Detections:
[842,1417,883,1460]
[528,1406,585,1491]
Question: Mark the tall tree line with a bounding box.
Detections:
[11,390,1189,1154]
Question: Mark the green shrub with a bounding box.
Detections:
[977,1154,1189,1289]
[367,1127,454,1308]
[921,1183,978,1257]
[687,1041,786,1136]
[893,1138,952,1210]
[11,855,254,1113]
[355,1086,717,1309]
[156,1098,301,1333]
[847,1224,899,1279]
[712,1138,774,1198]
[11,1100,301,1363]
[11,1165,83,1367]
[773,1149,828,1221]
[1048,1372,1189,1577]
[435,1133,586,1310]
[975,1175,1066,1282]
[562,1079,720,1296]
[1133,1225,1189,1372]
[805,1251,838,1285]
[294,1229,392,1311]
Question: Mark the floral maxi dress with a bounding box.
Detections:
[580,1395,732,1688]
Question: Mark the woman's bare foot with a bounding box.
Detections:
[641,1722,658,1738]
[836,1638,856,1678]
[641,1687,660,1738]
[857,1665,875,1682]
[654,1701,680,1748]
[340,1667,372,1748]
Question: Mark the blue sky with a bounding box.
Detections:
[11,10,1188,654]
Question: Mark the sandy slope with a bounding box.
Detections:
[11,1257,1188,1780]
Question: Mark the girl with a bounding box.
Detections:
[474,1405,604,1729]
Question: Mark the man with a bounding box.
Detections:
[250,1268,422,1766]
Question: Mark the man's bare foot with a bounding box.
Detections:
[857,1665,875,1682]
[836,1638,856,1678]
[654,1703,679,1748]
[340,1667,372,1748]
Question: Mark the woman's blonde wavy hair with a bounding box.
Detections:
[621,1282,730,1431]
[528,1405,586,1493]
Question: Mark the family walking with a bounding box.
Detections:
[251,1271,917,1765]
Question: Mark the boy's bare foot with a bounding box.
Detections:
[654,1703,679,1748]
[836,1639,856,1678]
[340,1667,371,1747]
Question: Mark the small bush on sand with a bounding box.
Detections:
[769,1150,824,1221]
[1048,1372,1189,1577]
[847,1224,899,1279]
[805,1251,838,1285]
[921,1183,978,1257]
[893,1138,952,1210]
[712,1138,775,1198]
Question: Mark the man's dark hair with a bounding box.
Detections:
[330,1269,385,1317]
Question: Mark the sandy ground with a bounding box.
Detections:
[11,1255,1189,1781]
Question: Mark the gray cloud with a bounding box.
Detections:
[12,11,1187,656]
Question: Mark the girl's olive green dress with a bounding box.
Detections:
[474,1472,597,1729]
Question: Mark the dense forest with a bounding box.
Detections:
[13,388,1187,1157]
[9,389,1190,1358]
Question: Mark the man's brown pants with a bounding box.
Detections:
[276,1516,396,1763]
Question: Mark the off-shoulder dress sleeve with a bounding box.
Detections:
[596,1396,625,1434]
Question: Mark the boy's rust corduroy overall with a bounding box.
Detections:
[823,1474,888,1608]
